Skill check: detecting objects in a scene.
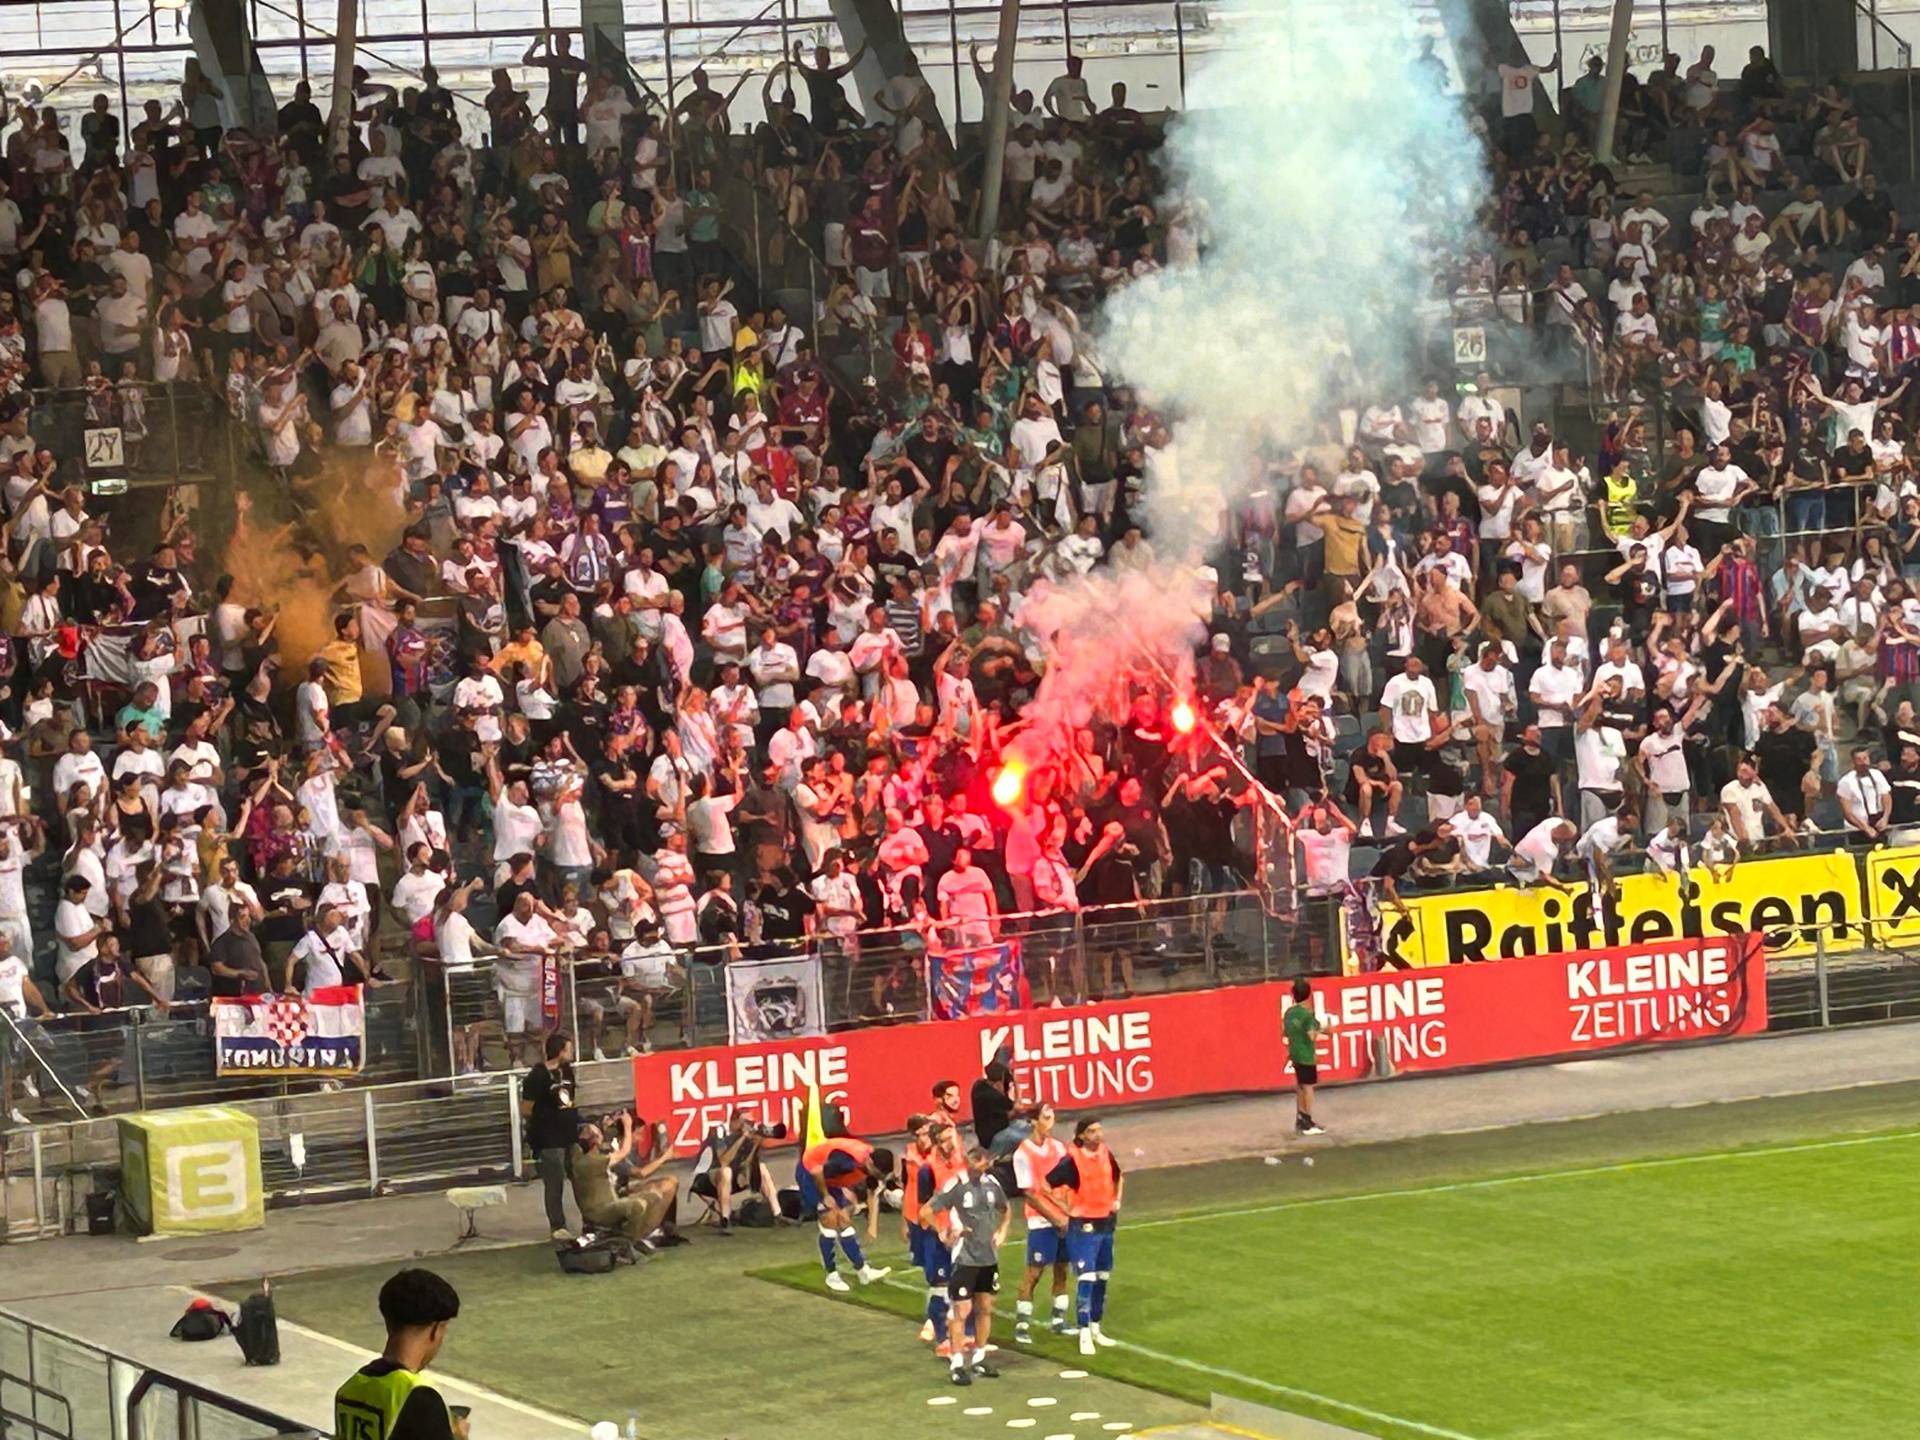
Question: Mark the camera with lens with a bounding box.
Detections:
[747,1121,789,1141]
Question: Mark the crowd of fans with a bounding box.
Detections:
[0,33,1912,1119]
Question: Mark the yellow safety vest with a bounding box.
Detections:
[335,1363,440,1440]
[1602,472,1638,533]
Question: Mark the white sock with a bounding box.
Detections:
[1052,1294,1069,1311]
[1016,1300,1033,1319]
[969,1347,985,1367]
[949,1348,965,1370]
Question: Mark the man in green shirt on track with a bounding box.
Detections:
[1283,977,1327,1136]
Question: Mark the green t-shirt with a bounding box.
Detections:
[1283,1001,1322,1067]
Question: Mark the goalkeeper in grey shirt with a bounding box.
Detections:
[925,1147,1011,1387]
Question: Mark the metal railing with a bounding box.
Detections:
[442,889,1283,1073]
[2,980,420,1123]
[0,1305,314,1438]
[5,910,1920,1243]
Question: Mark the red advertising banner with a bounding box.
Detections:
[633,933,1767,1153]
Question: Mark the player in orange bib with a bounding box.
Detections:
[1045,1115,1123,1356]
[1010,1102,1073,1343]
[798,1133,895,1292]
[913,1119,973,1355]
[900,1115,945,1344]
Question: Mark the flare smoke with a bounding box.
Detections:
[1099,0,1488,555]
[1007,3,1487,766]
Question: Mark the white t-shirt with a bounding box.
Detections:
[620,937,675,989]
[1838,767,1891,824]
[1497,63,1542,117]
[1379,673,1438,743]
[1512,818,1564,877]
[1575,723,1625,793]
[391,869,447,926]
[492,799,544,863]
[54,898,98,982]
[1639,730,1690,793]
[0,953,30,1018]
[1297,827,1352,893]
[1692,464,1746,522]
[290,926,352,993]
[1720,778,1772,839]
[1451,810,1506,868]
[1461,664,1515,725]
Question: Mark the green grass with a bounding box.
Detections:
[223,1082,1920,1440]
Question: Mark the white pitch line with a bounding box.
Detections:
[871,1275,1465,1439]
[1129,1128,1920,1232]
[1108,1337,1480,1440]
[168,1287,588,1432]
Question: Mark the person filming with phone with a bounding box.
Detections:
[569,1111,679,1251]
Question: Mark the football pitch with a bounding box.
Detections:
[229,1081,1920,1440]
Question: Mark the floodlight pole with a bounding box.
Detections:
[328,0,358,156]
[1594,0,1635,164]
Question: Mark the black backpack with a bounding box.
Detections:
[236,1286,280,1366]
[735,1196,776,1228]
[556,1234,640,1274]
[169,1300,233,1342]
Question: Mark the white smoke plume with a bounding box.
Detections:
[1099,0,1489,557]
[1004,2,1487,776]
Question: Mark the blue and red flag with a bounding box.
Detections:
[930,942,1029,1019]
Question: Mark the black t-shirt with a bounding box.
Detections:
[496,879,540,917]
[1892,763,1920,825]
[1846,189,1894,239]
[1503,744,1555,815]
[1616,564,1659,621]
[207,929,267,996]
[1754,726,1816,815]
[327,168,371,227]
[917,819,962,890]
[441,727,484,790]
[1371,832,1434,881]
[970,1078,1015,1148]
[344,1361,457,1440]
[522,1059,580,1151]
[257,881,314,944]
[754,883,814,944]
[1834,445,1875,482]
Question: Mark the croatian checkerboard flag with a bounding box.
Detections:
[930,943,1029,1020]
[212,985,366,1076]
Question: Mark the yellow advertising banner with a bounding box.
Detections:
[1372,851,1868,970]
[1862,843,1920,948]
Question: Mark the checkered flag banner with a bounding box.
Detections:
[212,984,366,1075]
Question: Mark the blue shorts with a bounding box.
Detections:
[795,1165,857,1216]
[1066,1222,1115,1276]
[919,1228,952,1284]
[1025,1225,1064,1267]
[907,1221,927,1269]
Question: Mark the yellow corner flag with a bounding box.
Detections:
[803,1081,828,1150]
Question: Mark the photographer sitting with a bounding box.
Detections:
[690,1109,787,1232]
[569,1112,679,1251]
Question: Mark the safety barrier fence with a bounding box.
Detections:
[4,914,1918,1243]
[0,1305,313,1438]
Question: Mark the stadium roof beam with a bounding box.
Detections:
[828,0,952,149]
[189,0,278,135]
